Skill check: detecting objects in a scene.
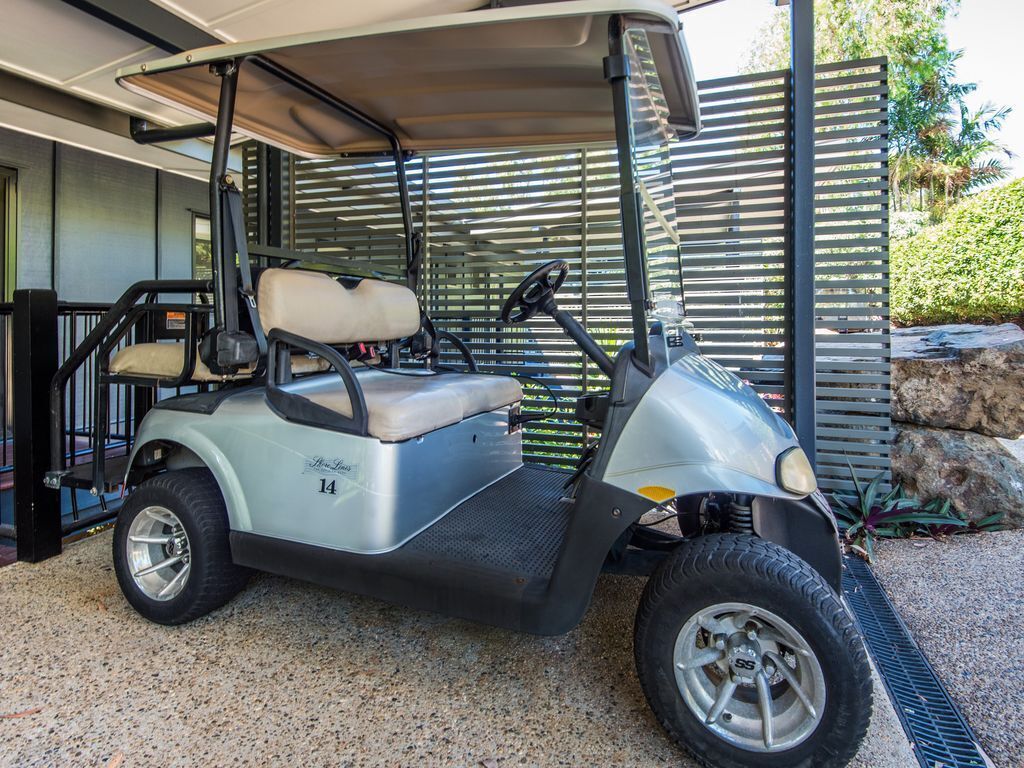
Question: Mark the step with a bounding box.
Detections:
[52,455,131,493]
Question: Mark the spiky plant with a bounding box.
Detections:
[831,464,966,563]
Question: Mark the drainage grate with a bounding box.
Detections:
[842,555,991,768]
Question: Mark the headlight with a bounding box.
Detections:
[776,447,817,495]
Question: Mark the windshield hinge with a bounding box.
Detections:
[603,54,630,83]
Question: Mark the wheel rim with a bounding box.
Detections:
[125,506,192,601]
[673,601,826,753]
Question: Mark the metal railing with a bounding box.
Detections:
[49,282,211,508]
[4,284,210,551]
[58,302,131,526]
[0,300,150,539]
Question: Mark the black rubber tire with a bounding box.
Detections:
[634,534,872,768]
[113,468,250,625]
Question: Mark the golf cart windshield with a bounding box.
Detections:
[624,27,685,323]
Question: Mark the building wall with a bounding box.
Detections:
[0,125,207,302]
[159,172,208,281]
[0,129,53,291]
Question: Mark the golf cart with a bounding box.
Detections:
[47,2,872,765]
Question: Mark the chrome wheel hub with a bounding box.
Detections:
[126,506,192,601]
[673,602,826,752]
[726,632,763,680]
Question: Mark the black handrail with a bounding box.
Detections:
[265,328,369,436]
[90,302,211,491]
[48,279,211,481]
[434,330,479,372]
[130,116,216,144]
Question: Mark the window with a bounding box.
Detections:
[192,213,212,304]
[192,213,212,281]
[0,167,16,301]
[0,167,15,447]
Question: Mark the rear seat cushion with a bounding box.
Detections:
[109,343,329,382]
[258,269,420,344]
[302,369,522,442]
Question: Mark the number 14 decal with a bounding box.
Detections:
[318,478,337,495]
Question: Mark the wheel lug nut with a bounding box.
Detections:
[747,630,757,640]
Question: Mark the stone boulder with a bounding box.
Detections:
[891,424,1024,528]
[891,323,1024,439]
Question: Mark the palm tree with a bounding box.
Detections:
[942,102,1012,196]
[888,49,1012,218]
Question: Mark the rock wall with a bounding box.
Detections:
[890,324,1024,528]
[892,324,1024,438]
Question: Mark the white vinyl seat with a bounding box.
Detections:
[257,268,522,440]
[302,369,522,442]
[109,342,329,382]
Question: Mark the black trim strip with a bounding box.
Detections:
[58,0,219,53]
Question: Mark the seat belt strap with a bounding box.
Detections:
[225,184,267,357]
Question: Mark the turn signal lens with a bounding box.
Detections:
[638,485,677,503]
[776,447,817,495]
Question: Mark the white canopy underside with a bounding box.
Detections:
[116,0,699,157]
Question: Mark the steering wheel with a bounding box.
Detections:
[500,260,569,324]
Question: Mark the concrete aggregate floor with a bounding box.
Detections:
[873,530,1024,768]
[0,530,916,768]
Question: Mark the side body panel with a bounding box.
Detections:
[599,352,805,501]
[129,389,522,553]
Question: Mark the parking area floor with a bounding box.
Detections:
[1,530,915,768]
[873,530,1024,768]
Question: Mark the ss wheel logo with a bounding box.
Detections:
[733,658,756,671]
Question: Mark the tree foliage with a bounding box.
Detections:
[745,0,1011,220]
[891,178,1024,325]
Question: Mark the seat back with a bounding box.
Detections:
[257,268,420,344]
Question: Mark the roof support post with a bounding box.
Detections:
[789,0,816,467]
[266,145,286,250]
[391,141,417,292]
[606,15,652,373]
[209,60,240,332]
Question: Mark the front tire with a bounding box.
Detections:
[635,534,871,768]
[113,468,250,625]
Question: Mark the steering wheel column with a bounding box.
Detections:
[501,260,615,378]
[544,297,616,379]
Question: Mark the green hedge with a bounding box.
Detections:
[891,178,1024,326]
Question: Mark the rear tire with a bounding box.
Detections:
[113,468,250,625]
[635,534,871,768]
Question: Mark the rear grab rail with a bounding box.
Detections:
[264,327,369,436]
[47,279,212,491]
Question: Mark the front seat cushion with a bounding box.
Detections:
[301,369,522,442]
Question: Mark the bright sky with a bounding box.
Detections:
[682,0,1024,178]
[946,1,1024,176]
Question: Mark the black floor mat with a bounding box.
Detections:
[405,466,573,580]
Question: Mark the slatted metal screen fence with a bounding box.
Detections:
[243,59,891,493]
[812,58,891,492]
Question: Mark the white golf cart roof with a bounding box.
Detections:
[116,0,699,157]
